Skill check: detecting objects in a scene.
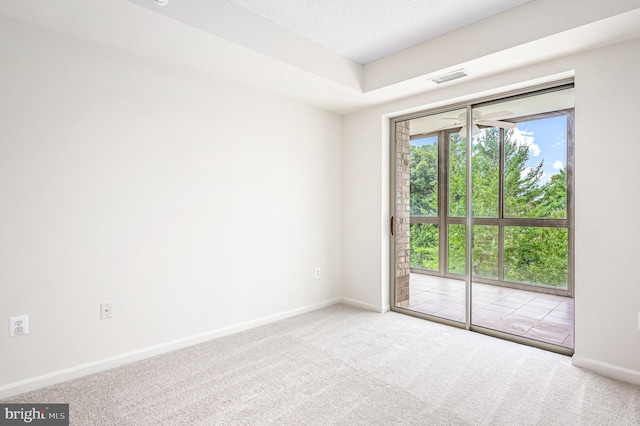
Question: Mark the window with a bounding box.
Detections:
[407,86,574,293]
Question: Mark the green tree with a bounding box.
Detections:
[409,126,568,288]
[410,224,438,269]
[538,169,567,219]
[503,130,545,218]
[448,133,466,217]
[472,129,500,218]
[448,224,466,275]
[504,227,568,286]
[409,142,438,216]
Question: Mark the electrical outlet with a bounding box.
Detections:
[314,267,321,278]
[101,302,112,320]
[9,315,29,337]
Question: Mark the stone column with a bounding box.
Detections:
[395,121,410,304]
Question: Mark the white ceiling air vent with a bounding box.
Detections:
[431,69,469,84]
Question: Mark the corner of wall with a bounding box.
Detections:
[572,355,640,386]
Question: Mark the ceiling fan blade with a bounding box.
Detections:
[479,119,516,129]
[442,112,467,121]
[476,110,513,120]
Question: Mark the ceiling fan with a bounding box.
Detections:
[440,110,516,138]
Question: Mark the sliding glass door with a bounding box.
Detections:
[392,83,575,352]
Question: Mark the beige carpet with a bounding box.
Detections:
[4,304,640,425]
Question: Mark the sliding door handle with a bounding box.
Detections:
[390,216,394,236]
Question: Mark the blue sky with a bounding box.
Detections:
[411,135,437,147]
[516,115,567,183]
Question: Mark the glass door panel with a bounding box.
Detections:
[393,108,467,324]
[469,88,575,349]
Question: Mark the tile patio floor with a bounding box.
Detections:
[397,273,574,349]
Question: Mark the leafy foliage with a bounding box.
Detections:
[409,125,568,288]
[504,227,568,286]
[448,134,466,217]
[409,141,438,216]
[410,224,438,270]
[447,224,466,275]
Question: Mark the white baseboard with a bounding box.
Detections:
[0,297,343,400]
[572,355,640,385]
[341,297,389,313]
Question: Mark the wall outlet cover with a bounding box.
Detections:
[9,314,29,337]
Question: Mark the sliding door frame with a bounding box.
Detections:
[389,79,575,354]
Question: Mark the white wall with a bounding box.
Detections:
[342,37,640,383]
[572,39,640,381]
[341,111,390,312]
[0,17,342,394]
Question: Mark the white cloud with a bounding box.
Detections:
[520,166,533,180]
[510,128,540,157]
[552,160,563,170]
[541,172,550,183]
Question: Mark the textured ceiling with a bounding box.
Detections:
[225,0,532,64]
[2,1,638,113]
